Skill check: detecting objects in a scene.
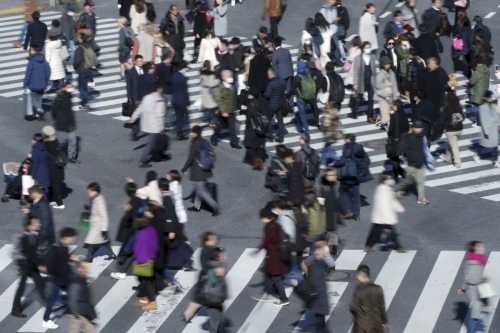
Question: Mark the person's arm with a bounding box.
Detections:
[344,7,350,31]
[469,70,480,86]
[38,202,52,240]
[24,24,31,50]
[261,0,269,19]
[181,142,196,173]
[132,38,139,61]
[118,29,125,51]
[377,285,388,325]
[45,62,51,84]
[349,287,360,315]
[23,61,33,89]
[67,282,81,317]
[263,80,273,99]
[73,46,82,70]
[286,76,298,99]
[375,71,386,90]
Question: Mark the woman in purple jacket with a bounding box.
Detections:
[132,217,159,311]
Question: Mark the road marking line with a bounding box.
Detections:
[484,12,496,19]
[379,12,392,18]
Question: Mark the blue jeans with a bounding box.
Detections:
[78,72,92,106]
[295,97,310,133]
[423,136,435,166]
[30,91,44,113]
[338,38,346,59]
[286,255,304,282]
[339,183,360,217]
[471,103,479,124]
[331,34,342,64]
[68,40,75,65]
[322,145,340,166]
[43,283,63,321]
[18,21,29,43]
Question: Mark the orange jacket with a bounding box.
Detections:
[25,0,38,22]
[262,0,282,18]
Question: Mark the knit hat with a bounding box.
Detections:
[297,61,307,74]
[66,3,75,11]
[47,29,59,37]
[412,120,424,128]
[380,56,392,66]
[230,37,241,45]
[42,125,55,136]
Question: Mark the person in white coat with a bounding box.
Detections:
[129,170,162,204]
[198,30,221,70]
[167,170,188,223]
[364,174,406,253]
[45,30,66,91]
[359,3,379,52]
[130,0,147,34]
[213,0,228,38]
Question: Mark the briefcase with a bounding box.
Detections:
[122,101,136,117]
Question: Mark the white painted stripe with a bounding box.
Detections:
[484,12,496,19]
[0,244,14,273]
[379,12,392,18]
[125,248,202,333]
[395,2,404,7]
[345,34,357,42]
[0,15,61,30]
[451,181,500,194]
[18,246,119,332]
[0,278,37,322]
[181,249,266,333]
[426,168,500,187]
[0,12,61,23]
[403,251,465,333]
[480,193,500,201]
[334,250,366,270]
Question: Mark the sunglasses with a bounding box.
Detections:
[388,42,395,45]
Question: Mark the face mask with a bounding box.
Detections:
[68,12,75,16]
[226,77,234,84]
[364,48,372,54]
[386,179,395,186]
[305,40,311,45]
[66,88,74,93]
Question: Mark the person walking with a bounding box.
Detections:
[405,49,425,113]
[396,120,429,204]
[26,185,56,245]
[271,36,294,96]
[350,265,388,333]
[248,45,272,96]
[13,0,38,48]
[244,88,267,170]
[130,0,147,34]
[383,10,404,40]
[130,83,166,168]
[134,170,162,204]
[212,70,241,148]
[213,0,229,38]
[358,3,379,52]
[264,68,286,143]
[287,62,316,133]
[379,37,401,88]
[422,0,442,36]
[352,42,376,123]
[439,92,464,168]
[191,3,208,62]
[320,169,342,255]
[468,55,490,125]
[42,126,65,209]
[374,56,398,130]
[261,0,282,39]
[387,100,409,181]
[401,0,419,37]
[182,126,221,216]
[198,30,221,70]
[84,182,116,262]
[132,23,156,64]
[294,133,321,187]
[73,34,95,110]
[200,60,219,126]
[118,0,134,20]
[414,24,439,64]
[172,61,191,141]
[11,216,47,319]
[44,30,66,92]
[67,261,97,333]
[160,5,185,40]
[23,11,47,51]
[61,5,77,70]
[417,57,448,115]
[116,17,131,83]
[473,91,500,168]
[31,133,52,192]
[436,15,454,75]
[167,170,188,224]
[314,12,334,68]
[23,47,51,120]
[345,36,362,87]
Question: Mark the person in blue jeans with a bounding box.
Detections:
[287,61,315,133]
[73,36,94,110]
[422,136,435,170]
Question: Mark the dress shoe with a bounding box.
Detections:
[351,111,358,119]
[177,135,189,141]
[230,143,242,149]
[187,207,200,212]
[138,162,152,168]
[212,210,221,217]
[12,41,22,48]
[210,140,218,146]
[142,300,157,311]
[367,117,375,124]
[11,311,27,318]
[68,159,81,164]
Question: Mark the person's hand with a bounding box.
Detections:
[278,170,287,175]
[264,43,271,48]
[196,34,200,38]
[485,132,489,136]
[482,276,490,281]
[398,210,406,214]
[21,208,30,214]
[333,17,340,22]
[37,266,47,273]
[458,288,465,295]
[393,96,398,101]
[214,266,225,276]
[374,22,379,26]
[125,203,132,211]
[222,112,229,117]
[125,177,134,183]
[353,85,358,91]
[27,153,32,158]
[129,119,136,124]
[382,324,388,328]
[70,255,80,261]
[387,81,393,87]
[235,67,239,71]
[408,14,414,19]
[168,232,175,240]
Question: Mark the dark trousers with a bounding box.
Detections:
[86,243,115,262]
[44,282,64,321]
[138,276,155,301]
[314,314,328,333]
[264,274,288,302]
[77,72,92,106]
[389,158,406,181]
[266,107,284,141]
[365,224,402,249]
[50,182,63,206]
[12,266,46,312]
[211,113,238,145]
[173,104,190,136]
[360,78,374,119]
[208,307,223,333]
[269,15,282,38]
[140,133,158,163]
[339,183,360,218]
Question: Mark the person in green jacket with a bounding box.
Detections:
[469,55,491,125]
[116,17,130,82]
[304,187,327,243]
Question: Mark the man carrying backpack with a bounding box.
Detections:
[294,133,321,187]
[287,61,317,133]
[73,34,95,110]
[11,216,47,319]
[182,126,221,216]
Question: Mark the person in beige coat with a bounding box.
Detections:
[345,36,362,85]
[130,0,147,34]
[200,60,220,126]
[84,182,115,262]
[358,4,379,51]
[364,174,406,253]
[198,31,221,70]
[374,56,399,129]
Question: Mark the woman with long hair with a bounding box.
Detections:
[439,92,464,168]
[301,17,322,60]
[401,0,419,37]
[379,37,401,90]
[395,35,411,97]
[436,13,454,74]
[453,8,471,75]
[474,91,500,168]
[200,60,219,126]
[345,35,362,86]
[359,3,379,51]
[192,2,208,63]
[198,29,221,70]
[130,0,147,34]
[314,12,333,69]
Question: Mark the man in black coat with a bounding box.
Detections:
[164,26,185,64]
[417,57,449,115]
[383,10,404,39]
[264,68,286,142]
[160,5,185,40]
[470,16,491,44]
[118,0,134,21]
[421,0,442,36]
[219,40,235,75]
[24,11,47,50]
[67,261,97,331]
[414,24,439,62]
[26,186,56,245]
[11,216,47,318]
[156,51,174,125]
[247,46,272,96]
[52,81,79,163]
[181,126,221,215]
[78,3,97,35]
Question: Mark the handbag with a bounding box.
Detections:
[132,260,154,277]
[453,38,464,51]
[342,60,352,73]
[478,282,496,299]
[79,212,90,232]
[317,75,330,104]
[385,139,400,160]
[60,45,70,60]
[376,79,393,99]
[349,91,360,111]
[337,148,358,180]
[122,100,137,117]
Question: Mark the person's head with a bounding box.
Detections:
[144,170,157,186]
[351,36,362,49]
[25,215,41,232]
[397,34,409,46]
[403,24,414,34]
[118,16,128,28]
[386,37,395,49]
[362,41,372,54]
[474,28,484,41]
[230,37,241,48]
[259,208,276,223]
[456,8,469,29]
[125,182,137,198]
[167,170,182,183]
[432,0,442,9]
[220,39,229,52]
[84,2,92,13]
[364,3,376,14]
[275,144,287,159]
[380,173,395,186]
[445,92,461,108]
[169,4,178,16]
[59,227,77,245]
[484,90,496,103]
[202,231,217,247]
[313,240,328,257]
[51,19,60,28]
[75,261,90,277]
[467,241,485,254]
[133,217,150,230]
[299,132,310,146]
[325,62,336,72]
[134,55,144,67]
[408,48,417,59]
[270,199,287,214]
[242,46,252,57]
[304,186,318,209]
[393,99,403,112]
[405,0,415,7]
[272,36,282,47]
[154,33,166,48]
[380,56,392,70]
[283,148,294,164]
[356,264,371,283]
[305,17,315,31]
[28,185,44,200]
[178,60,189,72]
[42,126,56,140]
[32,132,43,144]
[221,70,233,83]
[258,26,268,39]
[30,46,41,56]
[66,4,75,15]
[436,13,451,36]
[145,23,155,36]
[323,168,338,184]
[473,15,482,26]
[411,120,424,134]
[87,182,100,197]
[326,0,337,7]
[473,55,484,68]
[345,133,356,143]
[393,10,403,22]
[191,125,202,138]
[415,89,425,102]
[161,49,173,62]
[201,60,214,74]
[32,11,40,20]
[418,23,428,34]
[157,177,169,192]
[268,67,277,80]
[254,45,264,55]
[426,57,439,70]
[152,82,163,94]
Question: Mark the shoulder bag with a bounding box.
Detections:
[79,212,90,231]
[337,148,358,180]
[132,260,154,277]
[376,78,393,99]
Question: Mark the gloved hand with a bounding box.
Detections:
[101,231,108,240]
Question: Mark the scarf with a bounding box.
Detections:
[88,193,99,214]
[466,252,487,266]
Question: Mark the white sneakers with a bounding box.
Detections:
[49,202,57,206]
[42,320,59,329]
[110,272,126,280]
[53,205,65,209]
[473,153,481,163]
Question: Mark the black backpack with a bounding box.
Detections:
[329,73,345,103]
[270,224,293,262]
[421,116,445,141]
[302,149,321,179]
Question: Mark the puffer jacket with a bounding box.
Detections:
[44,39,65,80]
[31,142,51,189]
[200,73,219,109]
[23,54,51,91]
[405,57,424,91]
[334,142,373,185]
[263,76,286,110]
[52,90,76,132]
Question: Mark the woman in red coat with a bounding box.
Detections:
[255,208,289,306]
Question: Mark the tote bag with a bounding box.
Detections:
[132,260,154,277]
[478,282,496,299]
[337,148,358,180]
[317,75,330,104]
[79,212,90,232]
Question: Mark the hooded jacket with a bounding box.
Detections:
[469,65,490,104]
[23,54,51,91]
[334,142,373,185]
[52,90,76,132]
[31,142,51,188]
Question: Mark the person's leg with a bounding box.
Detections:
[80,316,97,333]
[365,80,374,120]
[193,181,220,212]
[174,104,183,137]
[315,314,327,333]
[12,267,29,312]
[422,136,435,167]
[338,183,350,215]
[77,74,86,106]
[448,131,461,167]
[67,130,78,160]
[30,91,43,114]
[351,184,361,218]
[51,182,63,206]
[275,108,284,142]
[207,307,222,333]
[211,113,223,143]
[144,277,156,302]
[139,133,157,163]
[30,270,47,303]
[331,33,341,64]
[296,97,309,133]
[228,113,238,145]
[69,40,75,66]
[377,99,390,125]
[103,242,116,259]
[271,275,288,302]
[181,104,190,135]
[391,225,403,249]
[365,223,379,247]
[338,38,346,59]
[396,166,416,194]
[68,315,82,333]
[409,89,416,117]
[269,16,279,38]
[86,247,95,262]
[415,166,426,201]
[18,21,29,43]
[43,283,61,321]
[310,99,321,126]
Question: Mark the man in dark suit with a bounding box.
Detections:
[248,46,272,97]
[271,37,294,96]
[11,216,47,318]
[470,15,491,44]
[156,50,174,125]
[219,40,235,75]
[164,26,185,65]
[421,0,442,36]
[181,126,220,215]
[26,185,56,245]
[172,61,190,141]
[24,11,48,50]
[263,68,286,143]
[127,55,145,141]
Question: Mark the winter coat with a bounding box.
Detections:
[479,102,500,148]
[68,276,97,321]
[198,37,221,70]
[383,20,402,40]
[84,195,110,245]
[214,84,235,113]
[248,53,272,92]
[44,139,65,184]
[379,45,400,80]
[23,54,51,91]
[257,220,285,276]
[469,22,491,44]
[471,39,493,68]
[452,23,471,56]
[129,4,147,34]
[172,71,190,105]
[119,0,134,20]
[414,99,437,136]
[470,65,490,104]
[461,259,492,319]
[438,35,454,75]
[304,256,329,315]
[136,180,162,204]
[421,7,441,36]
[335,142,373,185]
[24,20,48,50]
[359,12,378,50]
[402,132,425,168]
[352,54,376,95]
[52,91,76,132]
[30,195,56,244]
[414,32,439,61]
[396,43,411,77]
[61,14,77,42]
[262,0,281,18]
[401,4,419,37]
[388,110,409,141]
[263,76,286,110]
[286,161,305,206]
[78,11,97,33]
[276,210,296,244]
[181,137,214,181]
[44,39,65,80]
[133,226,158,264]
[161,193,186,249]
[320,181,342,232]
[200,73,219,109]
[213,2,228,37]
[73,42,92,74]
[131,92,165,134]
[345,46,361,85]
[374,68,398,102]
[306,201,326,241]
[156,62,173,95]
[31,142,51,189]
[165,34,185,64]
[371,184,405,225]
[318,26,333,62]
[294,144,321,187]
[116,196,143,244]
[350,282,387,333]
[169,181,187,223]
[441,107,464,132]
[132,31,155,63]
[243,99,266,149]
[417,67,448,113]
[405,57,425,91]
[193,11,208,36]
[160,12,185,39]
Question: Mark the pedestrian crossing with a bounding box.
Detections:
[0,243,499,333]
[1,12,500,202]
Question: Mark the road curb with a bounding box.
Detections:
[0,7,25,15]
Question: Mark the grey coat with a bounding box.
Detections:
[200,73,219,109]
[84,195,110,245]
[438,35,454,75]
[213,2,228,37]
[401,5,419,37]
[374,69,398,101]
[131,92,166,134]
[478,103,500,148]
[352,54,376,95]
[461,260,491,319]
